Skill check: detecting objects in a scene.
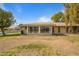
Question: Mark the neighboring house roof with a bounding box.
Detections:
[19,22,79,27]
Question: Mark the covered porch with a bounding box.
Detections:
[22,26,53,35]
[19,22,79,35]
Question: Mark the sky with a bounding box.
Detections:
[0,3,64,25]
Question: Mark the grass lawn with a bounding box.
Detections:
[0,34,79,56]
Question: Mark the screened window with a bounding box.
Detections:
[29,27,38,33]
[40,26,50,33]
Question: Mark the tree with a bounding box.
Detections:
[64,3,79,33]
[64,3,79,25]
[51,12,64,22]
[0,8,16,36]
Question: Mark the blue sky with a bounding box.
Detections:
[0,3,64,24]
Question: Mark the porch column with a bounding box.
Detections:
[38,26,40,34]
[26,26,29,34]
[50,27,52,35]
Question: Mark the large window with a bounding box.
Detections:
[40,26,50,33]
[29,27,38,33]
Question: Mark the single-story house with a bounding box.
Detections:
[19,22,79,35]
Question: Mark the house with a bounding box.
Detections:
[19,22,79,35]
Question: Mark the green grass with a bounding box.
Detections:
[0,52,16,56]
[17,44,48,49]
[0,43,54,56]
[65,34,79,43]
[0,32,21,37]
[0,43,68,56]
[0,33,21,40]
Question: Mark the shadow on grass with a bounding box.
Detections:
[0,33,21,37]
[27,33,67,36]
[0,33,67,37]
[52,34,67,36]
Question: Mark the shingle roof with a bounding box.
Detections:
[19,22,79,27]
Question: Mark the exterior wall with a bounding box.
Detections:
[49,27,52,34]
[54,26,66,34]
[60,27,66,34]
[21,27,25,31]
[68,27,71,33]
[20,26,79,35]
[20,26,28,34]
[21,26,26,34]
[54,27,58,34]
[24,27,28,34]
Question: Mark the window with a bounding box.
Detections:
[58,27,60,33]
[66,27,69,33]
[40,26,49,33]
[34,27,38,32]
[29,27,38,33]
[52,27,54,33]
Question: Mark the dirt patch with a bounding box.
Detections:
[0,35,79,55]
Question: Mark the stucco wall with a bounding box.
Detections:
[60,27,66,34]
[54,27,58,34]
[54,26,66,34]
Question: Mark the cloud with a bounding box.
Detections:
[37,16,51,22]
[0,3,6,10]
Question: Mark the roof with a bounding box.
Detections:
[19,22,79,27]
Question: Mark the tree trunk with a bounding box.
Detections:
[1,28,5,36]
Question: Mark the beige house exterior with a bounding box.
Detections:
[19,22,79,35]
